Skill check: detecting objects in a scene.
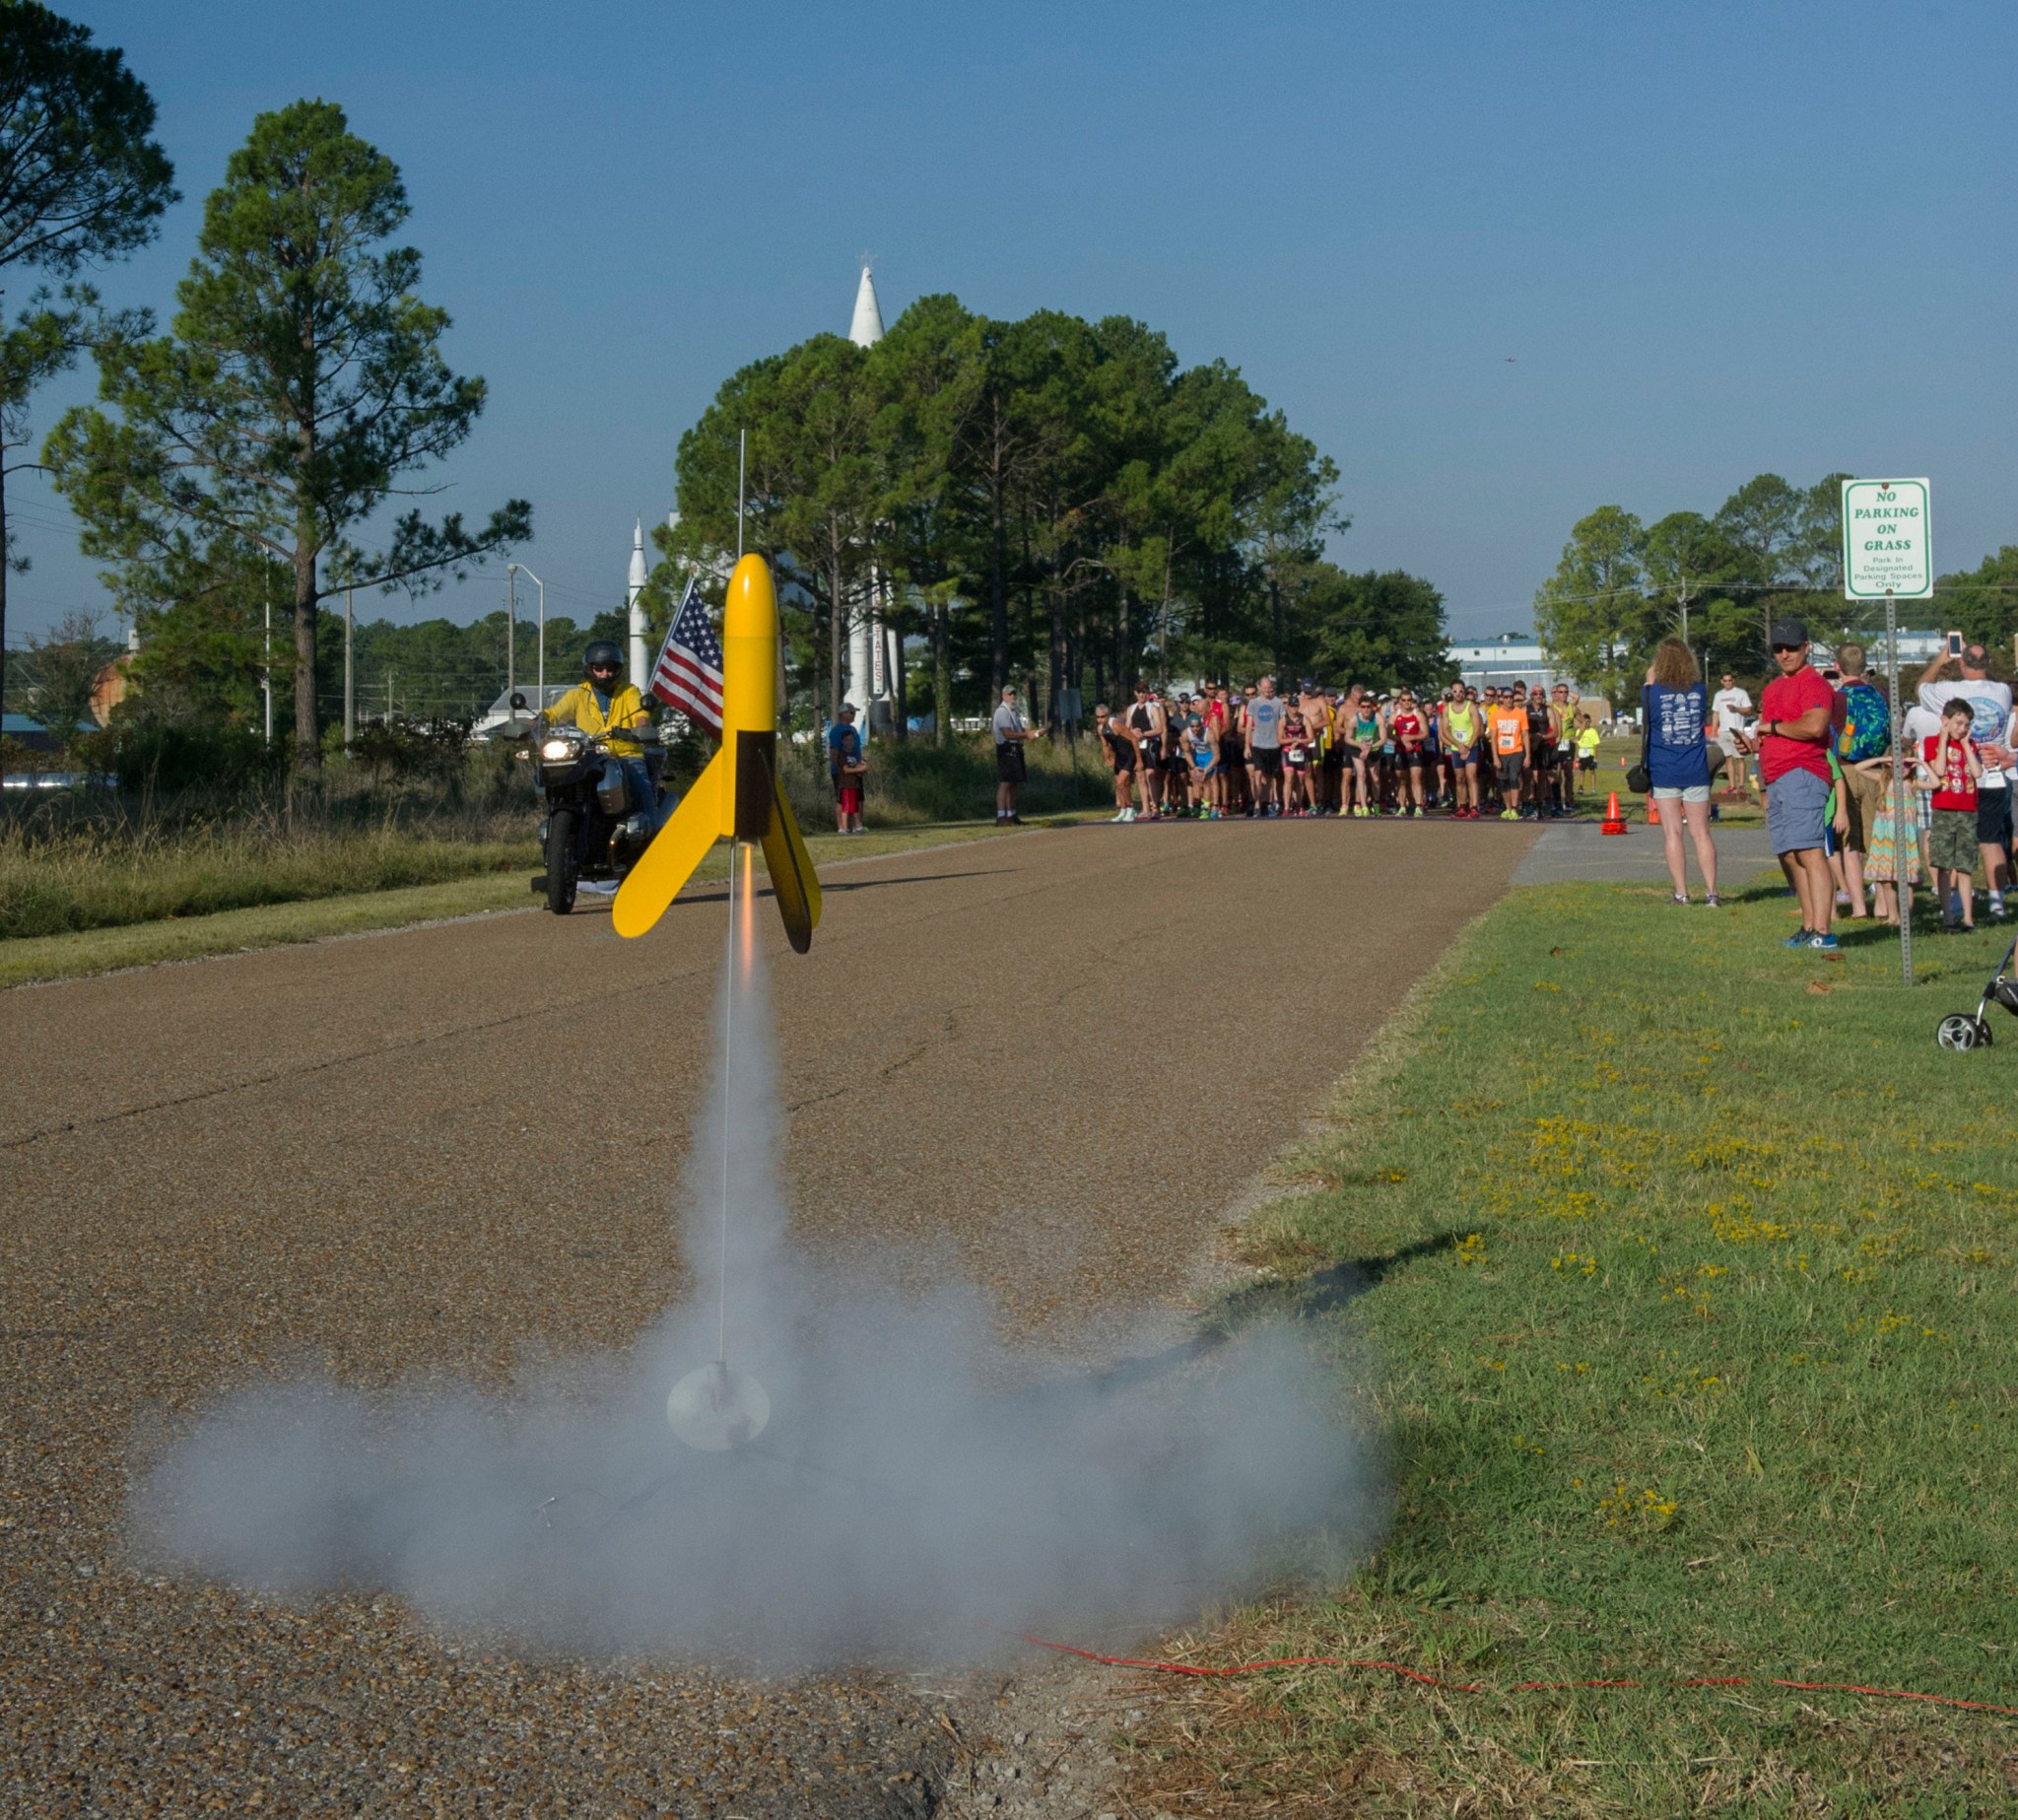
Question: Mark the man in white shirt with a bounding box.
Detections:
[991,685,1038,825]
[1710,672,1753,797]
[1919,642,2014,916]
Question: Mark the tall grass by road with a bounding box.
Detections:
[0,789,536,941]
[774,730,1111,828]
[1122,884,2018,1817]
[2,733,1111,941]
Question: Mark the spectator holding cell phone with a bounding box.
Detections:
[1924,698,1984,932]
[1917,640,2013,920]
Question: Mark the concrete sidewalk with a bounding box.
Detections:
[1513,820,1779,887]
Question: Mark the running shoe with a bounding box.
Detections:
[1806,932,1842,953]
[1670,893,1689,906]
[1110,809,1128,823]
[1705,893,1720,908]
[1119,807,1136,822]
[1500,808,1518,822]
[1783,928,1813,947]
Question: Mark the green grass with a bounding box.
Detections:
[0,821,540,941]
[1122,883,2018,1818]
[0,873,541,987]
[0,733,1112,943]
[778,730,1114,828]
[0,817,1081,987]
[1588,731,1767,825]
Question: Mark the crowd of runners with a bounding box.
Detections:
[1092,677,1606,822]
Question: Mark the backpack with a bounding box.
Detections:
[1837,681,1890,764]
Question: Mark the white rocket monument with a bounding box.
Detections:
[627,520,649,684]
[849,261,885,348]
[846,262,891,732]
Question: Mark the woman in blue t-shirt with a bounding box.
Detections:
[1644,638,1720,906]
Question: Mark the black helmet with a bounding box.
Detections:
[583,640,623,674]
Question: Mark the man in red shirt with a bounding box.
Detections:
[1738,617,1841,952]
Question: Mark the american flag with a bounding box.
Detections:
[648,577,724,735]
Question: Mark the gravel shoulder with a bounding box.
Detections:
[1,818,1528,1816]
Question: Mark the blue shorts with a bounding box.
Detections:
[1766,766,1830,855]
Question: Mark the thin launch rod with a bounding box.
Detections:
[718,842,735,1364]
[736,430,747,561]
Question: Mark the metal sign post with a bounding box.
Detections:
[1844,480,1932,988]
[1886,588,1910,985]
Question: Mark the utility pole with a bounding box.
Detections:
[387,669,394,725]
[508,564,546,711]
[505,568,516,700]
[262,570,272,747]
[344,579,356,748]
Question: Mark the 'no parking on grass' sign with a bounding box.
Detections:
[1841,478,1932,599]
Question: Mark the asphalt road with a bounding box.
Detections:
[1,818,1529,1817]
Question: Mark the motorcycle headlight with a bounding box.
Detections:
[540,738,572,761]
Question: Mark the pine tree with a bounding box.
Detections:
[0,0,175,775]
[46,101,528,767]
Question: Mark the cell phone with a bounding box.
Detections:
[1948,632,1965,656]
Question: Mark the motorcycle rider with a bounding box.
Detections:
[542,640,663,834]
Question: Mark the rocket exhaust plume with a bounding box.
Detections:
[665,842,770,1452]
[132,915,1383,1667]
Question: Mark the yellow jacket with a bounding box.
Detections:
[546,681,650,757]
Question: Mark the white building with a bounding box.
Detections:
[1449,640,1569,692]
[1451,630,1950,726]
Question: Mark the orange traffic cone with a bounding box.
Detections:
[1646,795,1661,826]
[1601,791,1627,836]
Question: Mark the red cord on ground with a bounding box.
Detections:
[1016,1634,2018,1719]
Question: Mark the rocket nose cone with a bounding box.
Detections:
[723,555,777,640]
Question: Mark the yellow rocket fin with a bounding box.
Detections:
[613,751,724,939]
[757,755,822,954]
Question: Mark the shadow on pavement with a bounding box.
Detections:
[674,869,1001,908]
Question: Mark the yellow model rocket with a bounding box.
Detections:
[612,556,822,951]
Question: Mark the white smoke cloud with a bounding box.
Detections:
[133,931,1383,1667]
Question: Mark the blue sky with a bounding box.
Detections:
[11,0,2014,648]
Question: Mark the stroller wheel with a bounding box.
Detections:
[1936,1013,1992,1051]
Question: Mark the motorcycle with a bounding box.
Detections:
[511,692,665,913]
